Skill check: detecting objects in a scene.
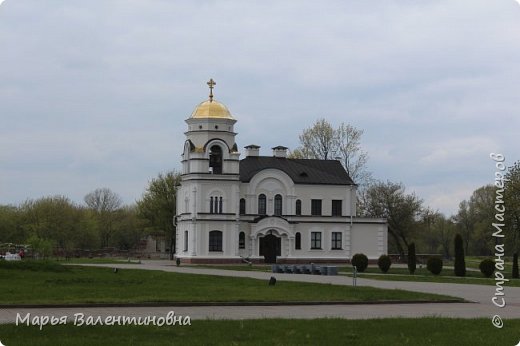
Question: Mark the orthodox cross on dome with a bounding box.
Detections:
[207,78,216,102]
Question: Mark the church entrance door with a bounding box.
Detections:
[260,233,281,263]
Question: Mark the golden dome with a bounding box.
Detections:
[190,99,234,120]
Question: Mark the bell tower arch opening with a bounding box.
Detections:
[209,145,223,174]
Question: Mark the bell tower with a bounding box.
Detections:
[176,79,241,263]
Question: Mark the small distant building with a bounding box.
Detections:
[138,234,168,259]
[175,80,387,263]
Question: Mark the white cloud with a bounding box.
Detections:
[0,0,519,213]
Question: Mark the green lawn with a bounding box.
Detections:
[340,266,520,287]
[1,318,519,345]
[0,261,459,305]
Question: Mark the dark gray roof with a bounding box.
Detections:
[239,156,355,185]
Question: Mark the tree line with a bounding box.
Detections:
[1,119,518,258]
[0,173,180,258]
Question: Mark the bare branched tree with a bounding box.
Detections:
[291,118,372,187]
[84,188,123,213]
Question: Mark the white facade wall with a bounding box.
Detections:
[175,104,387,263]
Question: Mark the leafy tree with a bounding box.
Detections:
[0,205,24,243]
[513,253,519,279]
[454,233,466,277]
[112,205,145,251]
[137,171,181,259]
[454,200,474,254]
[407,242,416,274]
[361,180,423,256]
[454,185,496,256]
[26,234,54,259]
[73,208,101,250]
[291,119,371,187]
[505,161,520,253]
[19,196,79,252]
[84,188,123,248]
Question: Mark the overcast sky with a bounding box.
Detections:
[1,0,519,216]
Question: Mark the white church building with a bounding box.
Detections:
[175,80,387,264]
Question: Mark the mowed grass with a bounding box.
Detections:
[0,261,459,305]
[1,318,519,345]
[340,266,520,287]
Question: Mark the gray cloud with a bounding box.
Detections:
[1,0,519,215]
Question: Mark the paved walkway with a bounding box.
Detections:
[1,261,518,323]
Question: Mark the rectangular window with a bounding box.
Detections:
[332,232,342,250]
[311,232,322,249]
[184,231,188,252]
[311,199,322,216]
[209,231,223,252]
[332,200,342,216]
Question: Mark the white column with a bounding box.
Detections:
[250,236,256,257]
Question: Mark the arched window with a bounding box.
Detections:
[295,232,301,250]
[274,194,283,216]
[239,198,246,215]
[258,194,266,215]
[209,145,223,174]
[209,231,223,252]
[296,199,302,215]
[239,231,245,249]
[210,196,223,214]
[184,231,188,252]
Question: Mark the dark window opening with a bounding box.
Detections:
[209,145,222,174]
[240,198,246,215]
[258,194,266,215]
[295,199,302,215]
[295,232,301,250]
[311,199,322,216]
[332,200,342,216]
[209,231,223,251]
[184,231,188,251]
[239,232,245,249]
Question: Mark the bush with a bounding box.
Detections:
[377,255,392,273]
[351,253,368,273]
[407,243,416,274]
[454,234,466,277]
[513,253,519,279]
[426,256,443,275]
[479,259,495,278]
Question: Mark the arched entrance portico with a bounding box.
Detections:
[259,231,281,263]
[250,217,294,263]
